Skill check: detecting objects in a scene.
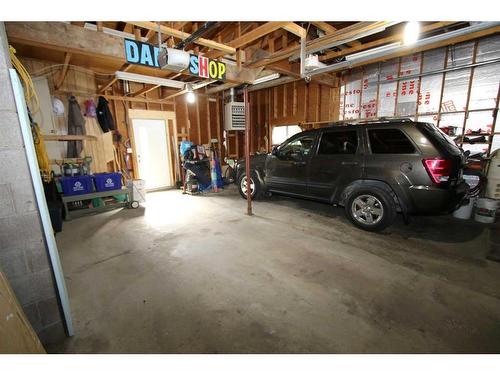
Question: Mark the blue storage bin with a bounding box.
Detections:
[93,173,122,192]
[61,175,94,196]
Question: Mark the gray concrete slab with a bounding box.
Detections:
[49,186,500,353]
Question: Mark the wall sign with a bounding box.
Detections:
[124,39,226,80]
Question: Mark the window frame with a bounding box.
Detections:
[365,127,420,155]
[315,128,361,156]
[277,131,319,159]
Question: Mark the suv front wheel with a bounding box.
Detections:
[238,172,262,200]
[345,187,396,232]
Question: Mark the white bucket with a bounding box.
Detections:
[474,198,498,224]
[453,197,476,220]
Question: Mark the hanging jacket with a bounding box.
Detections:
[96,96,115,133]
[67,95,85,158]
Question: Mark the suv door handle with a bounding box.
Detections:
[341,161,359,166]
[293,161,307,166]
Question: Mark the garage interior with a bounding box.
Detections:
[1,19,500,354]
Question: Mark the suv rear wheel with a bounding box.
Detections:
[345,187,396,231]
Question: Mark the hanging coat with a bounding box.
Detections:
[96,96,115,133]
[67,96,85,158]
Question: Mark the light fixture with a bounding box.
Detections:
[186,84,196,104]
[252,73,280,85]
[403,21,420,45]
[115,71,185,89]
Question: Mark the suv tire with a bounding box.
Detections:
[345,186,396,232]
[238,172,262,200]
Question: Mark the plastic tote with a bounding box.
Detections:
[453,197,476,220]
[61,175,93,196]
[474,198,498,224]
[93,173,122,192]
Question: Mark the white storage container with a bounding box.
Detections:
[127,179,146,203]
[474,198,498,224]
[486,152,500,199]
[453,197,476,220]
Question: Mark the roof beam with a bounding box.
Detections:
[311,21,360,48]
[5,22,258,84]
[203,22,290,59]
[282,23,307,38]
[129,21,235,54]
[229,22,289,49]
[246,22,395,68]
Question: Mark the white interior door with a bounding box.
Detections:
[132,118,172,190]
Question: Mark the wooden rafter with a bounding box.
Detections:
[98,64,132,93]
[246,22,395,68]
[129,21,236,54]
[101,94,174,105]
[311,21,360,48]
[204,22,290,60]
[131,84,160,97]
[283,23,307,38]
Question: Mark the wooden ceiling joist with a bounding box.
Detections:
[129,21,236,54]
[246,21,395,68]
[311,21,361,48]
[229,22,289,49]
[101,94,174,105]
[131,84,160,97]
[98,63,132,93]
[283,23,307,38]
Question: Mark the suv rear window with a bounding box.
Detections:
[416,122,462,156]
[318,131,358,154]
[368,128,416,154]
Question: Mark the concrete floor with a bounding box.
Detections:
[48,186,500,353]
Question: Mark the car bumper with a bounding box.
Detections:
[407,181,469,214]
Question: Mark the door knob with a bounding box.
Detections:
[293,161,306,166]
[341,161,358,166]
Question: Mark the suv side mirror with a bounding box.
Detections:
[271,145,279,156]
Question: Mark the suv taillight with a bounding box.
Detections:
[423,158,452,185]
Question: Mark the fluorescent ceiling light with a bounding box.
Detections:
[404,21,420,45]
[345,42,401,61]
[253,73,280,85]
[115,71,185,89]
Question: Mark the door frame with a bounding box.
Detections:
[128,109,177,189]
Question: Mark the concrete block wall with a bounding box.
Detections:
[0,22,66,345]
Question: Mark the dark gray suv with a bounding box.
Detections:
[236,118,468,231]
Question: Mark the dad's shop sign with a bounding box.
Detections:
[124,39,227,80]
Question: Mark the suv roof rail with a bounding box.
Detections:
[342,117,414,126]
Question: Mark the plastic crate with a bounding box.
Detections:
[93,173,122,192]
[61,175,94,196]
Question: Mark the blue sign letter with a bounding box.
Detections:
[189,55,199,75]
[124,39,139,64]
[140,44,154,66]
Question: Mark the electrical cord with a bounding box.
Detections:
[9,45,40,114]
